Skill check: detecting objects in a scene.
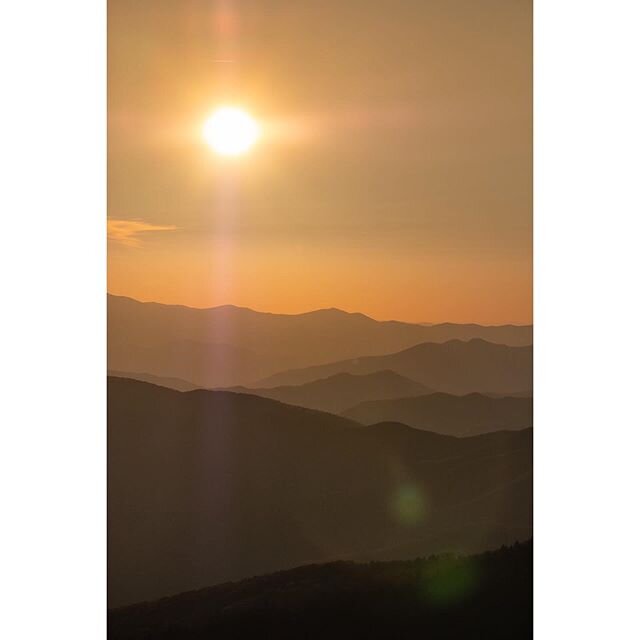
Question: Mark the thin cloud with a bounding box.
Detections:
[108,218,177,247]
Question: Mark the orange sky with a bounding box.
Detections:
[108,0,532,325]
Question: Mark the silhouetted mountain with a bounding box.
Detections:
[109,377,532,607]
[258,339,533,395]
[343,393,532,437]
[226,370,430,414]
[410,321,532,345]
[108,370,199,392]
[108,295,533,388]
[109,541,532,640]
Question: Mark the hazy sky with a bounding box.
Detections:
[108,0,531,324]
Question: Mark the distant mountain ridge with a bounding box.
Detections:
[343,392,533,437]
[108,294,533,388]
[109,377,532,607]
[226,370,431,414]
[258,339,533,395]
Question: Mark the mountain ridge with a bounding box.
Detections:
[343,392,533,437]
[108,295,533,388]
[107,294,532,327]
[226,370,431,414]
[257,339,533,394]
[109,377,532,607]
[108,541,533,639]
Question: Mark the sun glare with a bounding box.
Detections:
[203,107,260,156]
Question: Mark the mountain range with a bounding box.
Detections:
[342,392,533,436]
[108,294,533,388]
[258,339,533,395]
[109,377,532,608]
[226,370,431,414]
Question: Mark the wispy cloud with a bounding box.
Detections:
[107,218,177,247]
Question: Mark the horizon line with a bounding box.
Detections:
[107,292,533,328]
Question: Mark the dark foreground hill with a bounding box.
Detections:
[109,541,532,640]
[258,339,533,395]
[109,378,532,607]
[227,370,430,414]
[108,294,533,387]
[343,393,533,437]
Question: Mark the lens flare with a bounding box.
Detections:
[390,484,428,526]
[420,555,478,605]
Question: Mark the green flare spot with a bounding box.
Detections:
[421,556,478,606]
[391,484,428,526]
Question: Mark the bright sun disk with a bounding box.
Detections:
[203,107,260,156]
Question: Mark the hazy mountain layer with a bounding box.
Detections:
[109,378,532,607]
[109,541,532,640]
[108,294,533,387]
[259,339,533,395]
[226,370,430,414]
[343,393,533,437]
[108,370,200,392]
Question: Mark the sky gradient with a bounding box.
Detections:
[108,0,532,324]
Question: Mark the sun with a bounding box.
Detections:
[203,107,261,156]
